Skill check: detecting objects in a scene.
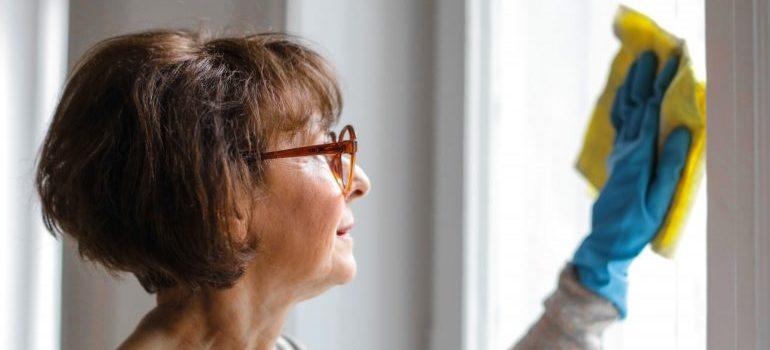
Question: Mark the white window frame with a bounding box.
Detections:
[0,0,67,349]
[431,0,491,349]
[433,0,770,349]
[706,0,770,348]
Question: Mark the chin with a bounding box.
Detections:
[332,254,357,285]
[297,255,357,302]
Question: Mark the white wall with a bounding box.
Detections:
[430,0,467,349]
[283,1,434,349]
[61,1,435,349]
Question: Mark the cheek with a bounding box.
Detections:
[292,166,343,241]
[298,185,343,256]
[261,161,345,280]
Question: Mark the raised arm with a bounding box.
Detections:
[513,51,691,349]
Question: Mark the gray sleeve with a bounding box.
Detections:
[511,265,619,350]
[275,334,306,350]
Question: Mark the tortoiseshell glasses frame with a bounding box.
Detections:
[253,125,357,195]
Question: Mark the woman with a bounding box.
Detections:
[36,30,690,350]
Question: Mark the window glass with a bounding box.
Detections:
[485,1,706,349]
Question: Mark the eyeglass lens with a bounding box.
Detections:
[327,129,353,192]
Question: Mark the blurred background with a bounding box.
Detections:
[0,0,706,349]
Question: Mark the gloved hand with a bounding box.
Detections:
[572,51,692,318]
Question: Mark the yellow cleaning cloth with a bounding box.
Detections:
[576,6,706,258]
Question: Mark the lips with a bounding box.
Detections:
[336,224,353,237]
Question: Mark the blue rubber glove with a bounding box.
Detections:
[572,51,692,318]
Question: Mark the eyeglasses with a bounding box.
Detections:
[250,125,358,195]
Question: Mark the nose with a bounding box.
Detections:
[346,163,371,202]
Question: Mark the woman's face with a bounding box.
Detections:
[247,124,370,300]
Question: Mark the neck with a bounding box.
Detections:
[127,270,297,350]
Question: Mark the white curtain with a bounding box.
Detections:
[0,0,68,349]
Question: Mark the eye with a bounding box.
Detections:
[322,154,336,167]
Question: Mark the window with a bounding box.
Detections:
[481,1,706,349]
[0,1,67,349]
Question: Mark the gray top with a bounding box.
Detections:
[512,265,619,349]
[275,334,305,350]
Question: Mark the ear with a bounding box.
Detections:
[230,185,263,244]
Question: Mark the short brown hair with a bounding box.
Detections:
[36,30,342,292]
